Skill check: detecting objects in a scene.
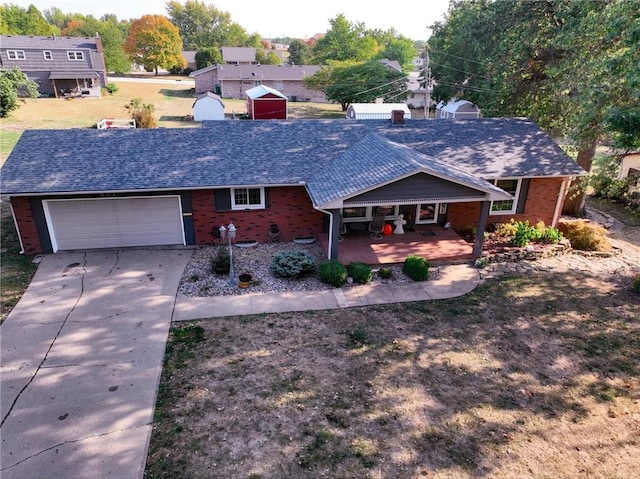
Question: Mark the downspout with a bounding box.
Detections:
[8,198,26,254]
[552,178,571,227]
[316,207,334,260]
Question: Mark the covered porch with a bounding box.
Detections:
[319,225,473,265]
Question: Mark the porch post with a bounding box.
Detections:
[328,209,341,260]
[472,200,491,258]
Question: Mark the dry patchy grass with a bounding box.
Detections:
[147,273,640,479]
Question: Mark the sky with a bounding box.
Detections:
[10,0,451,40]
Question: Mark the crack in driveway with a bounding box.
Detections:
[0,422,151,472]
[0,253,88,428]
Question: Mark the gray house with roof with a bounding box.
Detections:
[0,34,108,98]
[0,116,585,259]
[190,63,323,102]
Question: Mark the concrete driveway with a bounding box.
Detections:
[0,249,191,479]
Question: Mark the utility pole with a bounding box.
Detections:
[424,48,431,119]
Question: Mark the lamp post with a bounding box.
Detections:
[219,222,237,285]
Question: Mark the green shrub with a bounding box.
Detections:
[270,251,315,278]
[633,274,640,293]
[511,220,539,246]
[103,82,119,95]
[347,262,372,284]
[378,268,393,279]
[319,259,347,287]
[539,226,563,244]
[402,255,430,281]
[210,246,230,275]
[558,220,612,251]
[124,98,158,128]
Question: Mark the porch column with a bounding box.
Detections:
[472,200,491,258]
[328,209,341,260]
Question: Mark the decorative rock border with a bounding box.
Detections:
[479,239,572,265]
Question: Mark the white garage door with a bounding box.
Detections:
[44,196,185,252]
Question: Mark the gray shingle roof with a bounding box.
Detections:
[0,34,99,50]
[0,119,586,203]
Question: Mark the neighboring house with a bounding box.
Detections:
[220,47,284,65]
[192,92,225,121]
[346,103,411,120]
[405,71,429,110]
[1,117,585,260]
[379,58,403,73]
[0,34,108,98]
[182,50,197,71]
[221,47,259,64]
[189,64,323,101]
[246,85,287,120]
[436,99,481,119]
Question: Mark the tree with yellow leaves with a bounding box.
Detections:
[124,15,185,75]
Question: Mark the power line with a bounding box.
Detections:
[427,46,487,66]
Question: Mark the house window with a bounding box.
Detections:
[342,207,367,221]
[273,80,284,90]
[416,203,438,224]
[231,187,265,210]
[7,50,26,60]
[43,50,53,60]
[67,51,84,60]
[490,178,521,214]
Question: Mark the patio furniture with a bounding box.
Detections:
[369,209,387,239]
[338,216,347,241]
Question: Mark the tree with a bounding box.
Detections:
[376,37,417,71]
[0,4,58,35]
[0,66,38,117]
[166,0,259,50]
[51,11,131,74]
[124,98,157,128]
[255,49,281,65]
[312,14,379,64]
[124,15,185,75]
[427,0,640,215]
[195,47,222,69]
[307,61,407,110]
[288,39,311,65]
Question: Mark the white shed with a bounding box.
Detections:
[435,98,480,119]
[346,103,412,120]
[192,92,225,121]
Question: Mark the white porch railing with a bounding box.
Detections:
[96,118,137,130]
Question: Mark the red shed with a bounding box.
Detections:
[246,85,288,120]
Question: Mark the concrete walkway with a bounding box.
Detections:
[173,263,480,321]
[0,249,191,479]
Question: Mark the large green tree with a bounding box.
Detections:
[124,15,185,75]
[287,39,311,65]
[306,60,408,111]
[0,66,38,117]
[0,4,58,34]
[428,0,640,215]
[166,0,260,50]
[47,10,131,74]
[312,14,379,64]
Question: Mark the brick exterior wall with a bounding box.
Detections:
[10,197,42,254]
[447,177,565,230]
[191,186,325,245]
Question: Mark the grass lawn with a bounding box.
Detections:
[147,272,640,479]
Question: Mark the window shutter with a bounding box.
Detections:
[264,188,269,208]
[516,179,530,214]
[214,189,231,211]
